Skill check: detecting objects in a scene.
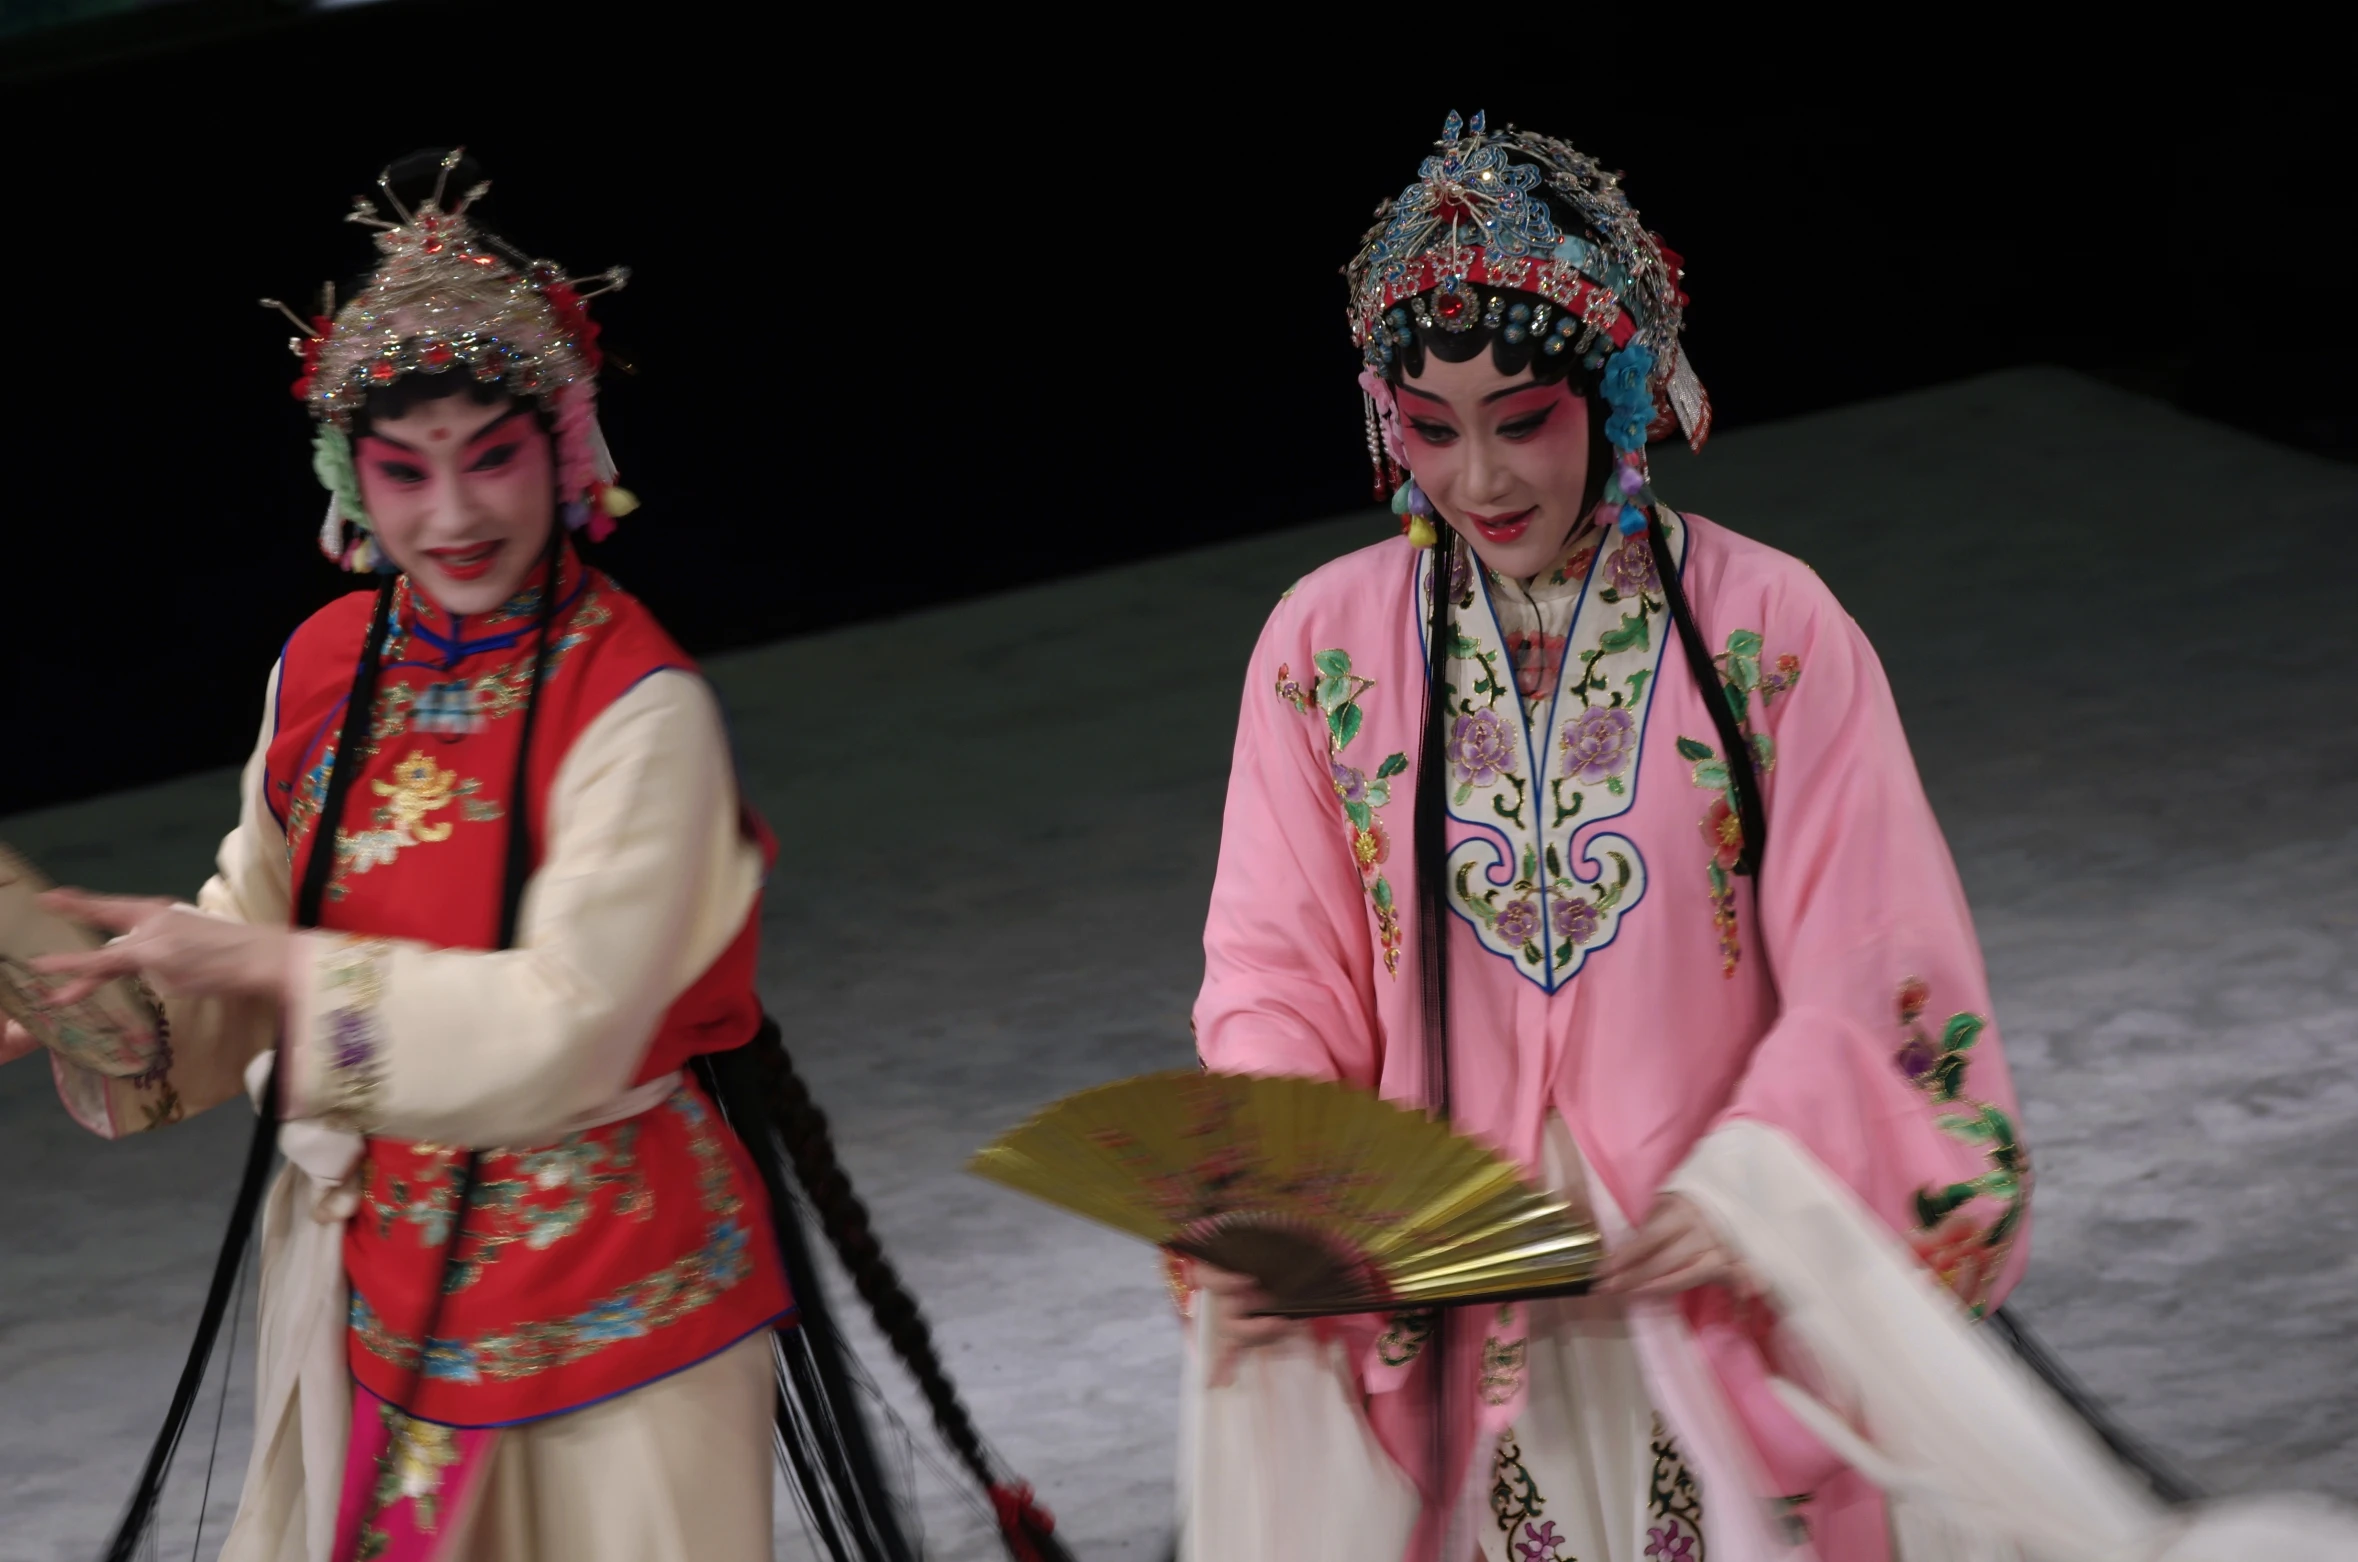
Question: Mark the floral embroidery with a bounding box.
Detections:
[350,1088,753,1382]
[364,1127,657,1291]
[1895,981,2027,1316]
[1647,1417,1705,1561]
[356,1404,463,1558]
[1478,1308,1527,1407]
[1490,1431,1572,1561]
[1678,630,1801,975]
[1374,1307,1436,1367]
[317,938,392,1129]
[282,583,609,869]
[1428,515,1679,991]
[1278,649,1410,976]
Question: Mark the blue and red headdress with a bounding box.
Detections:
[1345,113,1712,539]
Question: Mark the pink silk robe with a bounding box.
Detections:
[1193,511,2030,1555]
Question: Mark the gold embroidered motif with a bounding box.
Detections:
[327,756,499,897]
[1479,1308,1528,1407]
[357,1404,463,1557]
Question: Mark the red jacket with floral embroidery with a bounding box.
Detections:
[266,555,790,1426]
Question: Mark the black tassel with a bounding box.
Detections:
[697,1038,913,1560]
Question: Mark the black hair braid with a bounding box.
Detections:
[746,1026,1074,1562]
[101,572,402,1561]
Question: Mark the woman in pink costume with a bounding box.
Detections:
[1174,114,2352,1562]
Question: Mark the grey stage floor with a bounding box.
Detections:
[3,367,2356,1559]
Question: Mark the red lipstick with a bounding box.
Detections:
[424,541,503,582]
[1466,508,1534,545]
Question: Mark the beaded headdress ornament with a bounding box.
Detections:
[1345,113,1712,543]
[264,149,634,573]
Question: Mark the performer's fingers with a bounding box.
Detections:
[39,888,171,932]
[1602,1225,1712,1293]
[1598,1206,1688,1286]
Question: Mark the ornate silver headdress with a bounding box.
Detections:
[1345,112,1711,455]
[264,149,634,572]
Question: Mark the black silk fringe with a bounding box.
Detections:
[697,1034,914,1561]
[99,573,401,1562]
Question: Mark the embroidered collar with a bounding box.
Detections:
[1421,508,1686,991]
[400,550,588,665]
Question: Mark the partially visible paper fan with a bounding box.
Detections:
[0,843,166,1080]
[969,1071,1600,1317]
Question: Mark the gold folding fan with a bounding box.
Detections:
[969,1071,1601,1317]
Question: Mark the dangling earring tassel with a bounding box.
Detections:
[1363,391,1388,501]
[1392,478,1440,548]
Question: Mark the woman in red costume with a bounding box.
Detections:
[2,150,1064,1562]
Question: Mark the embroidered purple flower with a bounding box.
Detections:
[1551,896,1600,945]
[1495,899,1541,945]
[1330,760,1368,802]
[1559,705,1636,784]
[1517,1521,1566,1562]
[1897,1031,1941,1082]
[1448,708,1518,786]
[1646,1526,1696,1562]
[1606,532,1659,596]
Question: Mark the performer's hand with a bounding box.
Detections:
[1195,1262,1306,1388]
[0,1019,38,1065]
[29,889,289,1006]
[1596,1193,1764,1300]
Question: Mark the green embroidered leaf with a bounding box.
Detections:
[1522,942,1543,965]
[1544,844,1563,878]
[1377,752,1410,778]
[1625,669,1653,702]
[1344,800,1373,830]
[1987,1200,2025,1244]
[1454,782,1474,806]
[1936,1112,1999,1143]
[1982,1107,2018,1150]
[1554,939,1574,965]
[1929,1054,1969,1102]
[1313,649,1353,678]
[1728,654,1762,693]
[1913,1183,1978,1226]
[1372,876,1395,911]
[1750,733,1777,769]
[1972,1169,2020,1200]
[1690,761,1730,791]
[1940,1013,1986,1054]
[1597,613,1650,654]
[1366,780,1391,808]
[1316,675,1352,712]
[1599,587,1622,605]
[1604,776,1625,796]
[1450,633,1482,657]
[1331,703,1364,750]
[1726,630,1764,661]
[1675,736,1716,762]
[1521,847,1540,880]
[1706,860,1729,894]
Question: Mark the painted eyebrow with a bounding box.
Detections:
[1395,380,1557,409]
[361,404,532,454]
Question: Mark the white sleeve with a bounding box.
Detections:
[280,668,762,1147]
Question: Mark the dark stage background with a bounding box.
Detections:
[0,6,2349,815]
